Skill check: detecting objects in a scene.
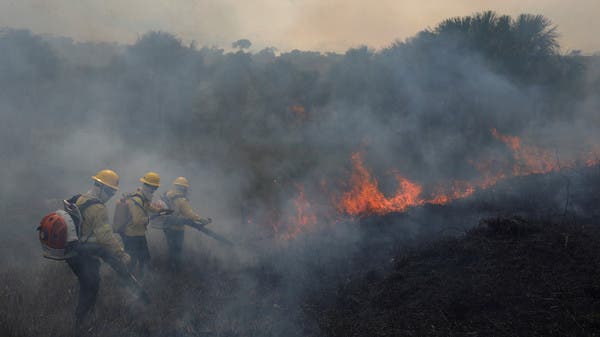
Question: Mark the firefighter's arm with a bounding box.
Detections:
[148,199,165,214]
[93,206,129,261]
[175,198,210,224]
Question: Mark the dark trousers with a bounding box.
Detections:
[122,235,151,277]
[67,254,101,326]
[163,229,184,272]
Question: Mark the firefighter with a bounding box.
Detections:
[67,169,131,327]
[120,171,164,277]
[160,177,211,272]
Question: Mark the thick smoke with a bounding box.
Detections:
[1,11,599,336]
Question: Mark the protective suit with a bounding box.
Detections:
[66,169,129,327]
[121,172,163,277]
[160,177,209,272]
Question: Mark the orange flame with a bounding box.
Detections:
[337,153,423,216]
[280,184,318,240]
[266,129,600,236]
[289,105,308,122]
[490,128,564,175]
[584,148,600,167]
[469,158,508,189]
[427,181,475,205]
[337,153,478,216]
[490,128,520,151]
[337,129,600,217]
[586,158,599,167]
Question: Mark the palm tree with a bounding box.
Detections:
[403,11,564,84]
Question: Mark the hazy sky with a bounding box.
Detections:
[1,0,598,53]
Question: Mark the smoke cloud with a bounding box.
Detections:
[1,11,599,336]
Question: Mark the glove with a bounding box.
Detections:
[119,252,132,267]
[151,200,167,210]
[196,218,212,226]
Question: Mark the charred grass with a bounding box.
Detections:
[5,214,600,337]
[3,170,600,336]
[4,216,600,337]
[314,217,600,336]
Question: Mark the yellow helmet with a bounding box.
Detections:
[173,176,190,188]
[140,172,160,187]
[92,169,119,190]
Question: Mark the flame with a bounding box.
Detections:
[337,153,423,216]
[262,129,600,237]
[336,153,478,216]
[427,181,475,205]
[586,157,600,167]
[490,128,521,151]
[585,148,600,167]
[473,129,581,189]
[289,105,308,122]
[490,128,565,175]
[469,158,509,189]
[337,153,478,216]
[280,184,318,240]
[336,129,600,217]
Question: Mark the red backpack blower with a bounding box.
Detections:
[37,195,100,260]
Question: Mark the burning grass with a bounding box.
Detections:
[2,159,600,337]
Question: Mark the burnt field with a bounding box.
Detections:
[2,10,600,337]
[315,218,600,337]
[2,167,600,337]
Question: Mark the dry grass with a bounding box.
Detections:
[0,239,320,337]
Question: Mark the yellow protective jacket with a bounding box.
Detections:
[123,190,162,237]
[76,194,127,258]
[162,190,202,231]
